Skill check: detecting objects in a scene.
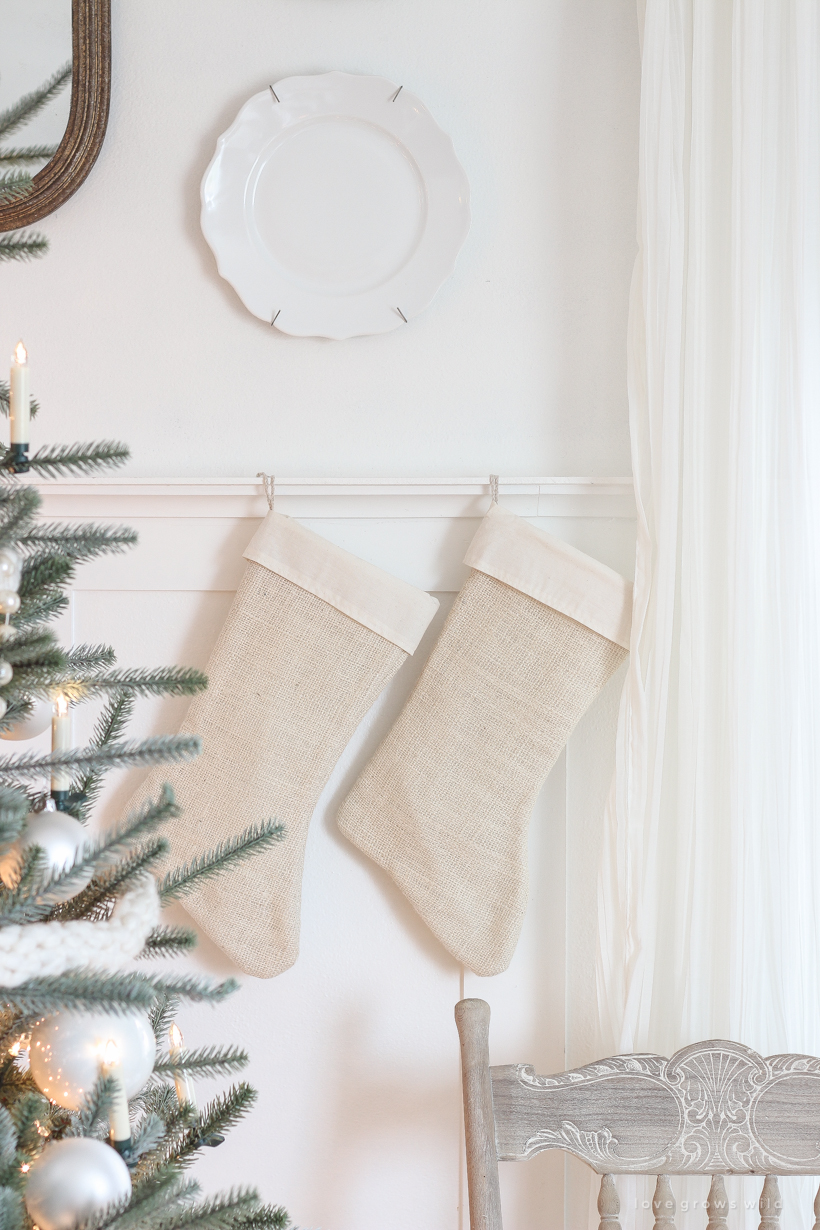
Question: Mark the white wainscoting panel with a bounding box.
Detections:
[30,477,636,1230]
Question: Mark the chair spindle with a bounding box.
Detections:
[598,1174,621,1230]
[759,1176,781,1230]
[653,1175,676,1230]
[706,1175,728,1230]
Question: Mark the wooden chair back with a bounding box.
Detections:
[455,998,820,1230]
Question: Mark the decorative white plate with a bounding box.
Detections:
[200,72,470,340]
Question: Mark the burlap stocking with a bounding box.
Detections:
[130,511,438,978]
[337,503,632,976]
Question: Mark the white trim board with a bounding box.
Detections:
[29,476,635,520]
[29,476,637,593]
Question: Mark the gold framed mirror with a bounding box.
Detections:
[0,0,110,231]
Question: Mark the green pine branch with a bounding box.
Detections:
[0,1019,35,1063]
[0,233,48,262]
[0,787,28,854]
[1,969,236,1019]
[21,522,136,558]
[0,733,202,784]
[126,1111,166,1162]
[0,1187,24,1230]
[0,970,159,1017]
[102,1173,200,1230]
[66,643,117,673]
[73,667,208,701]
[88,689,136,751]
[9,844,48,902]
[168,1084,256,1169]
[0,484,40,535]
[153,1045,249,1082]
[7,440,130,478]
[149,995,177,1048]
[0,700,33,736]
[5,787,179,924]
[0,145,57,165]
[10,1089,50,1157]
[0,631,57,665]
[15,589,68,628]
[147,1188,267,1230]
[0,172,32,205]
[72,691,136,820]
[140,925,198,959]
[2,656,69,695]
[228,1207,290,1230]
[67,1073,117,1139]
[50,839,169,924]
[0,1105,16,1180]
[159,821,284,903]
[19,550,75,595]
[75,1191,134,1230]
[26,668,207,706]
[0,62,72,140]
[144,974,238,1008]
[130,1084,186,1131]
[0,384,40,423]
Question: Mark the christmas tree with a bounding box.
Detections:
[0,72,288,1230]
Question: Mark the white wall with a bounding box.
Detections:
[0,0,638,478]
[2,2,640,1225]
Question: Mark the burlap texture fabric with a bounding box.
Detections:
[336,569,627,976]
[130,561,406,978]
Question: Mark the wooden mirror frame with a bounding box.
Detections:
[0,0,111,230]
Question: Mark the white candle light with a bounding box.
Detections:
[51,693,71,797]
[9,341,30,446]
[102,1039,131,1146]
[168,1023,197,1110]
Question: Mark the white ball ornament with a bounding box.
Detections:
[0,661,13,686]
[0,809,91,898]
[0,591,20,616]
[0,545,22,593]
[0,695,53,739]
[25,1137,131,1230]
[29,1010,157,1110]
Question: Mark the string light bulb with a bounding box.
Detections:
[50,693,71,806]
[168,1023,197,1111]
[8,341,30,471]
[100,1038,131,1156]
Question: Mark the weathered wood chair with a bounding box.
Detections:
[456,998,820,1230]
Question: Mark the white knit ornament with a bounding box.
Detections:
[0,875,160,985]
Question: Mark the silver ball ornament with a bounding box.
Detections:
[24,1137,131,1230]
[0,661,13,686]
[0,546,22,593]
[0,810,91,898]
[0,592,20,616]
[29,1010,157,1110]
[1,695,54,740]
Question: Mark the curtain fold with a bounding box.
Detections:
[596,0,820,1223]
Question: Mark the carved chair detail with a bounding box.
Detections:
[455,998,820,1230]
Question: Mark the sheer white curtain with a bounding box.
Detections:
[597,0,820,1224]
